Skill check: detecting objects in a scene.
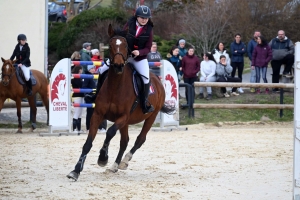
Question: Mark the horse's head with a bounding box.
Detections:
[108,24,128,74]
[1,57,16,86]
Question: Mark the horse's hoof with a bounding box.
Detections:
[97,157,108,167]
[118,162,128,170]
[31,123,36,130]
[66,171,79,181]
[15,129,22,134]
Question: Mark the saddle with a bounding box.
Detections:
[96,63,155,113]
[15,66,37,86]
[128,63,155,97]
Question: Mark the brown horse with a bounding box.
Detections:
[67,24,175,181]
[0,58,49,133]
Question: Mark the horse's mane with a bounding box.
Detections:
[112,27,128,38]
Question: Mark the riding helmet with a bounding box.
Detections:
[17,34,27,41]
[135,6,151,18]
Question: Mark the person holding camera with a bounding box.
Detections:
[215,55,241,97]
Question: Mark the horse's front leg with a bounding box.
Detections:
[0,97,5,112]
[98,115,128,172]
[27,96,37,131]
[105,124,129,173]
[67,112,104,181]
[15,98,23,133]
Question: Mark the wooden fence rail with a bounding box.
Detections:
[193,82,294,112]
[193,104,294,109]
[193,82,294,88]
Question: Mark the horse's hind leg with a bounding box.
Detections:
[40,91,49,125]
[27,96,37,131]
[119,112,158,170]
[15,98,23,133]
[106,125,129,173]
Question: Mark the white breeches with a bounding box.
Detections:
[99,58,150,84]
[72,97,83,119]
[20,65,30,81]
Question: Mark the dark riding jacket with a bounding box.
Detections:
[124,16,153,61]
[10,43,31,67]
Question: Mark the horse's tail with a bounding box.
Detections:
[160,103,176,115]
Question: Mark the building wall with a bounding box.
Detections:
[0,0,46,74]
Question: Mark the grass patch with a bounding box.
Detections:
[0,121,48,129]
[179,90,294,125]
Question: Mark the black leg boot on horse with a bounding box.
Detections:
[26,78,32,96]
[141,83,154,114]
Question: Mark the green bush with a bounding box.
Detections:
[153,35,178,59]
[55,7,128,58]
[48,23,67,54]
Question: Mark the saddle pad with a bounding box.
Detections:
[132,73,155,96]
[16,68,37,86]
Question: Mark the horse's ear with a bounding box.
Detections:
[1,57,5,63]
[12,60,17,64]
[108,24,114,38]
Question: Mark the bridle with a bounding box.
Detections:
[107,36,129,67]
[1,63,16,86]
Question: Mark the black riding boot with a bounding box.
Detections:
[141,83,154,114]
[26,78,32,96]
[73,118,77,131]
[77,118,82,132]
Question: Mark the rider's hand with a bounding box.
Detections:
[132,50,139,57]
[18,64,22,67]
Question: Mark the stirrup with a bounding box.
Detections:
[142,101,154,114]
[27,90,32,96]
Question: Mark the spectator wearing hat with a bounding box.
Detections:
[80,42,92,73]
[178,39,188,58]
[177,39,187,81]
[91,49,103,73]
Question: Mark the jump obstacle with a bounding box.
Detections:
[40,58,181,137]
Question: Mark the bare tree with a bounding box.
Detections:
[180,0,233,54]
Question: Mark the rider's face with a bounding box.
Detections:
[137,17,149,26]
[20,40,26,45]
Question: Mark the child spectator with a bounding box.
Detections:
[91,49,103,73]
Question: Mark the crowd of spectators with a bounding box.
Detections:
[149,29,295,103]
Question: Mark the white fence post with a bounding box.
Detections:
[294,42,300,199]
